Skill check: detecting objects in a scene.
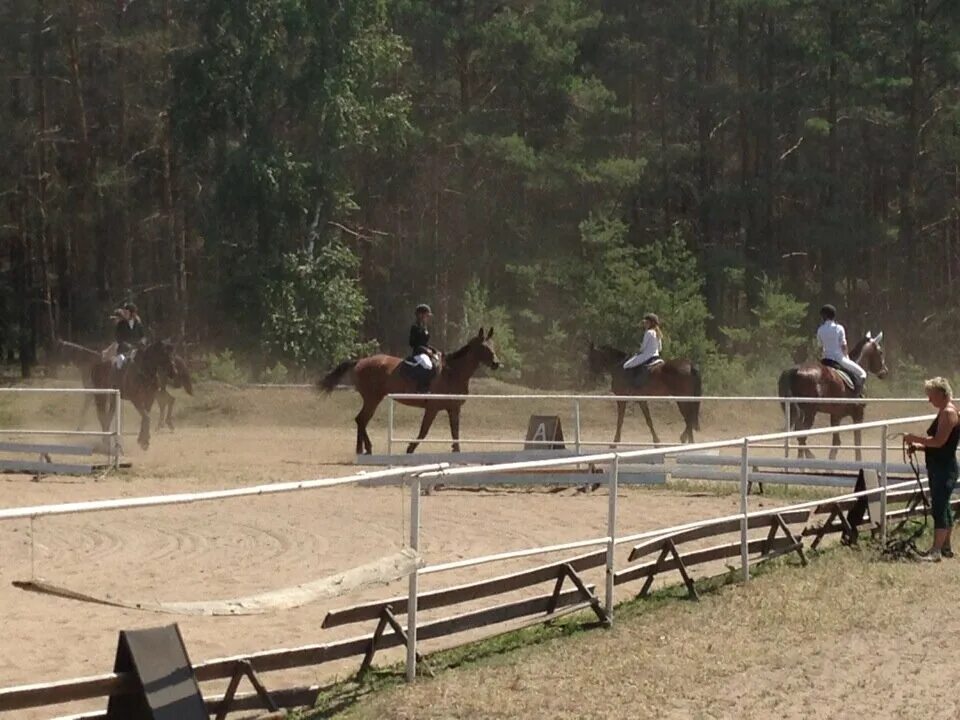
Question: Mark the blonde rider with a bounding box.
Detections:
[623,313,663,386]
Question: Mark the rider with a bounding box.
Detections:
[623,313,663,387]
[408,304,440,392]
[113,301,146,369]
[817,304,866,396]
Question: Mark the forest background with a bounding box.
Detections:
[2,0,959,393]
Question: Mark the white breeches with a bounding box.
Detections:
[623,352,659,370]
[414,354,434,370]
[113,354,126,369]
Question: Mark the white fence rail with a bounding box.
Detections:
[381,392,929,457]
[0,410,935,690]
[0,388,123,470]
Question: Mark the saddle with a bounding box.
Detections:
[627,357,664,388]
[401,350,442,392]
[820,359,855,392]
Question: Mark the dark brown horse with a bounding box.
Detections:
[587,343,702,445]
[156,356,195,430]
[778,332,888,461]
[319,328,500,455]
[90,340,176,450]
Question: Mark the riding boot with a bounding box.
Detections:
[630,366,649,389]
[416,371,433,394]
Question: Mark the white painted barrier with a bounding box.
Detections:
[378,392,929,458]
[0,388,122,474]
[0,409,935,690]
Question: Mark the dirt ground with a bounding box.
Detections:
[0,380,933,718]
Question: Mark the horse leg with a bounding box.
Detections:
[678,402,693,443]
[611,401,627,448]
[829,415,841,461]
[136,404,151,450]
[797,409,816,459]
[155,391,167,430]
[355,400,378,455]
[639,401,661,446]
[407,407,440,454]
[447,407,461,453]
[165,393,176,431]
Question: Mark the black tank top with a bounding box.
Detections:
[925,409,960,465]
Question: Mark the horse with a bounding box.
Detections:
[318,328,500,455]
[156,355,195,430]
[90,339,177,450]
[587,342,703,445]
[778,332,888,462]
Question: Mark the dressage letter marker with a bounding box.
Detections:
[524,415,565,450]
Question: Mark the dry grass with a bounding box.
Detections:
[322,540,958,720]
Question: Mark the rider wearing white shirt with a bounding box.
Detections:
[624,313,663,386]
[817,304,866,394]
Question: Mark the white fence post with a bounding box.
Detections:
[783,401,791,459]
[387,398,395,456]
[740,438,750,583]
[605,455,619,621]
[406,472,421,683]
[114,390,122,468]
[574,399,582,456]
[880,425,888,544]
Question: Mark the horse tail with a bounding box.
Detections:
[689,363,702,431]
[778,368,798,429]
[318,360,356,394]
[177,359,194,396]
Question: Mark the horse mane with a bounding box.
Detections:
[848,334,869,361]
[445,338,475,362]
[597,344,628,362]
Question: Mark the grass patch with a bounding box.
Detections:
[292,546,816,719]
[291,522,938,719]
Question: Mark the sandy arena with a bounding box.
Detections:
[0,381,932,718]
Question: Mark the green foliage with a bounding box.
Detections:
[455,278,522,380]
[262,242,371,369]
[721,275,809,369]
[572,214,715,361]
[261,362,290,385]
[200,350,248,385]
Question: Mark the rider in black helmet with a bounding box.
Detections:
[114,301,146,368]
[408,304,440,392]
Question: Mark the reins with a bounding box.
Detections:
[879,434,929,560]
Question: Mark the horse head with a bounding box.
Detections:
[860,331,888,379]
[476,327,500,370]
[142,339,177,379]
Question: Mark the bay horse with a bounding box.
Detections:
[90,340,176,450]
[587,343,702,445]
[156,355,195,430]
[778,332,888,461]
[318,328,500,455]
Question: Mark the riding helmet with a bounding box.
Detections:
[820,304,836,319]
[124,301,138,314]
[415,303,432,315]
[643,313,660,326]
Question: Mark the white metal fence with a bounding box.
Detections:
[0,387,123,469]
[0,408,936,685]
[382,393,929,456]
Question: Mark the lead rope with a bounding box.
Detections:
[879,435,929,560]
